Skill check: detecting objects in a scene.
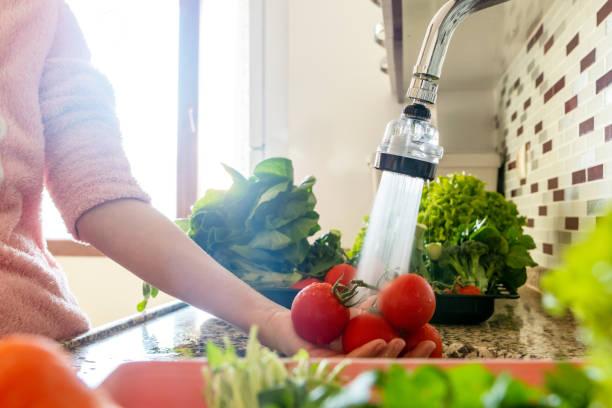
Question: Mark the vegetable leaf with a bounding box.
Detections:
[299,230,346,279]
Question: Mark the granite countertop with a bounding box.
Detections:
[68,286,585,387]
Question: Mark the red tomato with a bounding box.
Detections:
[457,285,482,295]
[291,282,350,345]
[324,264,357,286]
[291,278,321,290]
[342,313,399,354]
[378,274,436,332]
[402,323,443,358]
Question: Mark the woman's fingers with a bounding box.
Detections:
[346,339,386,357]
[309,339,436,359]
[379,338,406,358]
[308,347,341,358]
[403,340,436,358]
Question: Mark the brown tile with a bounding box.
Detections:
[520,178,527,185]
[524,98,531,110]
[506,99,511,108]
[588,164,604,181]
[531,183,539,193]
[565,217,579,230]
[536,73,544,87]
[543,77,564,103]
[597,0,612,25]
[554,77,565,93]
[596,69,612,94]
[544,36,554,54]
[543,243,554,255]
[517,126,524,136]
[511,188,520,197]
[581,49,596,72]
[525,141,531,150]
[535,121,543,134]
[553,189,565,201]
[526,218,534,228]
[566,33,579,55]
[538,205,547,216]
[544,87,555,103]
[548,177,559,190]
[564,95,578,114]
[528,24,544,51]
[579,117,595,136]
[513,78,520,90]
[511,111,518,122]
[572,169,586,184]
[606,124,612,142]
[507,161,516,170]
[543,140,553,153]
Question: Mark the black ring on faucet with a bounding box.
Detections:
[374,152,437,181]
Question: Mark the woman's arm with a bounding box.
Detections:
[75,199,407,356]
[76,199,435,358]
[75,199,288,350]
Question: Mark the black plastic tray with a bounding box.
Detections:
[430,291,519,325]
[258,286,519,325]
[257,287,299,309]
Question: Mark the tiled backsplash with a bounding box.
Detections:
[496,0,612,269]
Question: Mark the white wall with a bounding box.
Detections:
[286,0,498,244]
[287,0,403,244]
[58,257,174,327]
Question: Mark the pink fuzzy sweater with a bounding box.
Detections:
[0,1,149,340]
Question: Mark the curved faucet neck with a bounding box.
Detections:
[407,0,510,105]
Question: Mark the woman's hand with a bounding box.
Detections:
[262,308,436,359]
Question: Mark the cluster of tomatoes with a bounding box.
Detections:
[290,264,443,357]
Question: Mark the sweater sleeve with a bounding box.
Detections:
[40,3,150,239]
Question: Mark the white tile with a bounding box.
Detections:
[585,93,605,113]
[572,72,590,93]
[604,88,612,105]
[596,141,612,161]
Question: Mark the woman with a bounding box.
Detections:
[0,0,434,358]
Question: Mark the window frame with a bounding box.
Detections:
[47,0,201,256]
[48,0,289,257]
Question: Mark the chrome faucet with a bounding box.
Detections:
[407,0,511,105]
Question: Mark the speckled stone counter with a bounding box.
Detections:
[68,286,585,387]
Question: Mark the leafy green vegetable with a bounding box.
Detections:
[137,282,159,312]
[543,210,612,406]
[543,363,595,408]
[184,158,320,285]
[138,158,347,309]
[299,230,347,279]
[203,330,598,408]
[348,174,535,295]
[423,218,535,294]
[438,239,490,291]
[346,216,368,265]
[203,327,346,408]
[418,174,525,244]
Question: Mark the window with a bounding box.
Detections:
[44,0,179,243]
[198,0,251,194]
[44,0,288,255]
